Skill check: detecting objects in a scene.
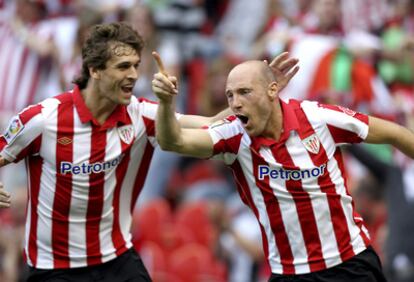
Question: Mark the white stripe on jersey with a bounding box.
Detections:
[68,112,90,268]
[36,103,58,268]
[238,149,283,274]
[118,130,145,243]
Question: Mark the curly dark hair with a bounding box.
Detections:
[73,22,145,89]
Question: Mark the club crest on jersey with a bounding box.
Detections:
[301,134,320,154]
[3,116,24,144]
[117,125,134,144]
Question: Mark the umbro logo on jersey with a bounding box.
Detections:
[57,137,72,145]
[117,125,134,144]
[301,134,320,154]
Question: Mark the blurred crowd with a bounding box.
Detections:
[1,0,414,281]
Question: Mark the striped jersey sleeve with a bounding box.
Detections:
[301,101,369,145]
[207,116,245,165]
[0,104,44,162]
[134,97,182,148]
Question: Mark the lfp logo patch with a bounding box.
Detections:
[3,116,24,144]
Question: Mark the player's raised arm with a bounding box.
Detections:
[366,116,414,159]
[152,52,214,158]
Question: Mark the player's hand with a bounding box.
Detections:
[152,51,178,103]
[266,52,299,92]
[0,182,11,208]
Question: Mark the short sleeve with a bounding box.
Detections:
[302,101,369,145]
[0,104,44,162]
[136,98,182,148]
[207,117,245,165]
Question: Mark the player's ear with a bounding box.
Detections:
[267,82,280,101]
[89,67,101,80]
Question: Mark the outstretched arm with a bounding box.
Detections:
[366,116,414,158]
[152,52,214,158]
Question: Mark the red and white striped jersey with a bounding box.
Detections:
[208,99,371,275]
[0,86,164,269]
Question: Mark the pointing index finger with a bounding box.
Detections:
[152,51,167,76]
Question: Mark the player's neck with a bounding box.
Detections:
[81,86,117,125]
[262,103,283,141]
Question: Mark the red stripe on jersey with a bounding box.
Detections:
[327,125,364,144]
[52,100,74,268]
[130,142,154,213]
[213,133,243,155]
[142,116,155,137]
[19,104,43,124]
[0,136,6,151]
[86,127,107,266]
[111,144,131,255]
[272,144,326,271]
[251,149,295,274]
[231,160,270,265]
[27,153,43,266]
[296,107,355,261]
[334,149,370,246]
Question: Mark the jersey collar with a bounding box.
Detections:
[251,99,300,149]
[73,85,130,128]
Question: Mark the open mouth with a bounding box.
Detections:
[236,114,249,125]
[121,85,134,93]
[121,85,134,92]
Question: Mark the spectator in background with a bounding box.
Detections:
[0,0,60,115]
[198,56,236,117]
[209,194,264,282]
[215,0,268,58]
[349,131,414,282]
[0,0,75,217]
[378,0,414,93]
[58,7,103,91]
[257,0,394,117]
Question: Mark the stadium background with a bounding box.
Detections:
[0,0,413,281]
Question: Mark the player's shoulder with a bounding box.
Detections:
[39,91,72,116]
[210,115,240,129]
[126,96,158,120]
[130,97,158,110]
